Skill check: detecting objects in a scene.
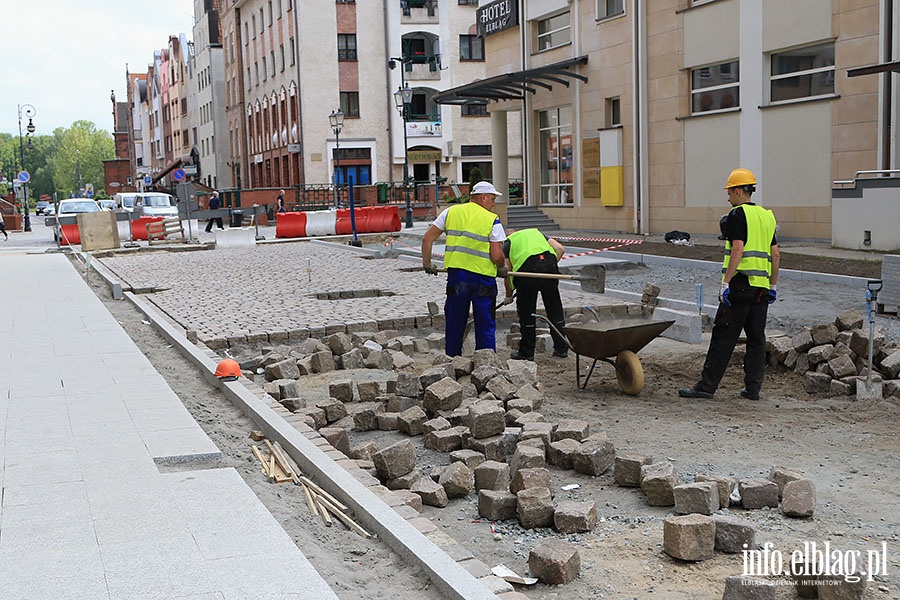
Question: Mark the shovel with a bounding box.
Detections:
[417,264,606,294]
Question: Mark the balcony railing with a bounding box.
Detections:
[401,0,436,17]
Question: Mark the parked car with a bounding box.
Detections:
[53,198,101,242]
[35,200,51,215]
[133,193,178,218]
[98,199,116,211]
[113,192,138,212]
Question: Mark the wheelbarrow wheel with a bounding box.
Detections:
[615,350,644,395]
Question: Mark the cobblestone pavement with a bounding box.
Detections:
[97,239,624,348]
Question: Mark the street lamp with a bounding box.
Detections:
[17,104,36,232]
[393,83,414,228]
[328,109,344,209]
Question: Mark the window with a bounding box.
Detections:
[461,145,491,156]
[458,0,478,4]
[460,35,484,61]
[770,42,835,102]
[596,0,624,19]
[538,106,573,205]
[290,38,296,65]
[338,34,358,60]
[262,56,267,80]
[461,104,488,117]
[340,92,360,117]
[606,97,620,126]
[279,45,285,71]
[270,51,276,76]
[691,60,740,113]
[536,11,570,51]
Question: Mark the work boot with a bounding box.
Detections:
[739,389,760,401]
[552,349,568,358]
[510,351,533,361]
[678,387,714,399]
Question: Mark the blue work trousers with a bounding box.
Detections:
[444,268,498,357]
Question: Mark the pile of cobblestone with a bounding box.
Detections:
[766,308,900,400]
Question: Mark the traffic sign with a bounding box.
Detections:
[144,175,153,185]
[172,168,186,182]
[17,171,30,183]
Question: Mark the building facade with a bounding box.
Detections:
[444,0,886,241]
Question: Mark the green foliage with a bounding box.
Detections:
[0,122,113,200]
[468,166,483,190]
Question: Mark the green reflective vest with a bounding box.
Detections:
[444,202,498,276]
[508,229,554,272]
[722,204,777,289]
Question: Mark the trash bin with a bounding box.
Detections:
[230,210,244,228]
[377,183,389,204]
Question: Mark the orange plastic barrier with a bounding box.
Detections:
[364,205,401,233]
[275,212,307,238]
[335,208,369,235]
[58,223,81,246]
[131,216,164,241]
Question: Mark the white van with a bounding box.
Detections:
[134,193,179,218]
[114,192,138,211]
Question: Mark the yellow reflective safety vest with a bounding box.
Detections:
[722,204,777,289]
[508,229,554,272]
[444,202,498,277]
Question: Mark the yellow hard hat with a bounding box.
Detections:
[724,168,757,189]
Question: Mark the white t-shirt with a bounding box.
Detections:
[432,207,507,242]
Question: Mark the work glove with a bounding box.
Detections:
[423,264,438,276]
[496,266,510,278]
[719,281,731,306]
[768,285,777,304]
[500,295,515,306]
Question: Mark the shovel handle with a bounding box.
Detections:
[433,267,583,282]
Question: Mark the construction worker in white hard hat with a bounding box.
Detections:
[680,168,780,402]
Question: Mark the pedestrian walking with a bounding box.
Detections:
[679,168,779,401]
[421,181,508,357]
[276,189,286,213]
[205,191,224,232]
[502,228,568,360]
[0,218,7,241]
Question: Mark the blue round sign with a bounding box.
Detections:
[172,168,186,182]
[17,171,30,183]
[144,175,153,185]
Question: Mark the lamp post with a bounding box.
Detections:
[328,109,344,209]
[17,104,36,232]
[393,83,414,228]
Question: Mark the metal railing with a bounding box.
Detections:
[833,169,900,187]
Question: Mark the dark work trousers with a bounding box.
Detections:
[444,268,498,357]
[695,275,769,395]
[513,252,567,357]
[205,217,223,232]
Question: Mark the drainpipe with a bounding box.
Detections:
[631,0,649,234]
[880,0,893,170]
[292,0,307,184]
[385,2,395,184]
[520,0,530,206]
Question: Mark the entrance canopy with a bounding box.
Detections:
[847,60,900,77]
[434,56,588,105]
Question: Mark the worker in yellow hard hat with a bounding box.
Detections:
[679,168,780,402]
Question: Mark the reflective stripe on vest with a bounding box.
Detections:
[444,202,498,276]
[721,204,777,289]
[508,229,554,272]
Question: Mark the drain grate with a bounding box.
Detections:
[312,289,396,300]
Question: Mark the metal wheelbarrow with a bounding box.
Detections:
[536,313,674,395]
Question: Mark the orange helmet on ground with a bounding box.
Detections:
[215,358,241,380]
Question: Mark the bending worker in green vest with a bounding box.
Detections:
[680,168,780,401]
[502,228,569,360]
[421,181,508,356]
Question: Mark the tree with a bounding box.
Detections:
[48,121,114,198]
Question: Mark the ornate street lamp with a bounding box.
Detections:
[328,109,344,209]
[393,83,414,228]
[17,104,36,232]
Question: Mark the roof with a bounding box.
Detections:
[434,56,588,105]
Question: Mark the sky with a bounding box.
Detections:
[0,0,195,137]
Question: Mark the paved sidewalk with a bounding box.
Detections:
[0,252,338,600]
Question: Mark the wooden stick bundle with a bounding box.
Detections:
[250,437,371,538]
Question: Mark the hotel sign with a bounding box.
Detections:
[477,0,518,38]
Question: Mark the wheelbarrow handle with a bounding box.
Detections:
[533,314,575,353]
